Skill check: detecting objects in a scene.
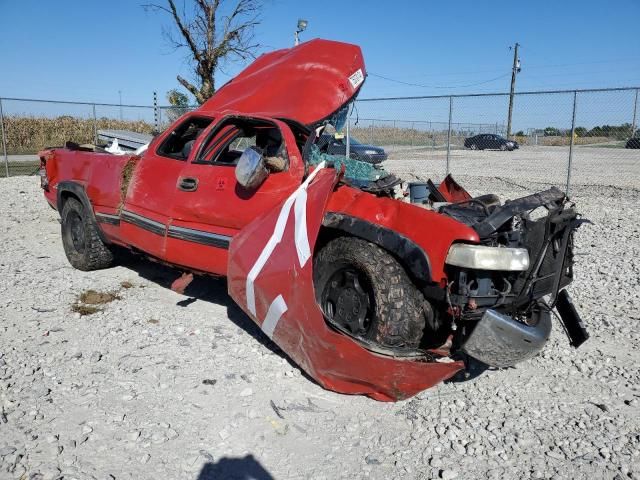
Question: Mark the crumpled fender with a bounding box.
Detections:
[438,174,473,203]
[227,165,463,401]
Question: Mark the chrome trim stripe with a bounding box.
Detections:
[95,212,121,226]
[167,225,231,249]
[119,210,231,248]
[121,210,166,236]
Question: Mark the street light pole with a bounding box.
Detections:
[294,19,308,46]
[506,42,520,139]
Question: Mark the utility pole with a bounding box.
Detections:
[506,42,520,139]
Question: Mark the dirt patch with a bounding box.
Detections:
[120,280,134,289]
[71,288,121,316]
[78,289,120,305]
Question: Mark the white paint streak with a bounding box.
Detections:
[245,162,326,317]
[294,188,310,267]
[261,295,288,339]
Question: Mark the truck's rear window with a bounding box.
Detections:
[157,116,213,160]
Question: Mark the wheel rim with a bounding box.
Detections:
[321,266,372,336]
[471,144,477,150]
[68,211,86,253]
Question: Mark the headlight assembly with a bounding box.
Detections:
[445,244,530,271]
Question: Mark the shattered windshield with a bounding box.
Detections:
[312,97,389,184]
[329,104,349,131]
[308,144,389,183]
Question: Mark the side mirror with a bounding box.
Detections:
[235,146,268,190]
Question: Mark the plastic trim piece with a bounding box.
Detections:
[95,213,121,226]
[120,210,166,236]
[322,212,432,284]
[167,225,231,249]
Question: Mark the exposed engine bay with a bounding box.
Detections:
[309,140,589,367]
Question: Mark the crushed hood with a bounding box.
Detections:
[198,39,366,127]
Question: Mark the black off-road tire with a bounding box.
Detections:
[313,237,426,349]
[61,197,114,271]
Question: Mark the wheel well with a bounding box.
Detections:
[59,190,80,210]
[56,182,109,245]
[315,223,431,289]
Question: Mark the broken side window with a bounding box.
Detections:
[157,116,213,161]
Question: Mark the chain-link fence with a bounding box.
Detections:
[0,97,164,176]
[1,87,638,195]
[353,87,639,196]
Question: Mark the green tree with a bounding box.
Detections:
[165,89,191,122]
[544,127,560,137]
[574,127,587,137]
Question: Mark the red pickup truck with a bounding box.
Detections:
[39,39,587,401]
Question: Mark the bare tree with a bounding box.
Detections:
[145,0,262,104]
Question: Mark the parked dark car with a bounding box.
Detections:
[317,134,387,164]
[464,134,519,151]
[625,135,640,149]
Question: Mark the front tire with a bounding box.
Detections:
[470,143,478,150]
[313,237,426,349]
[61,197,114,271]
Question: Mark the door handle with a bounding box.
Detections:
[177,177,198,192]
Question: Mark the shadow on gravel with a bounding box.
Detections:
[120,255,284,355]
[445,355,492,384]
[118,255,319,384]
[197,455,273,480]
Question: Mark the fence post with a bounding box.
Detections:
[370,119,374,144]
[153,91,159,132]
[92,104,98,145]
[446,96,453,175]
[0,98,8,178]
[566,91,577,196]
[393,120,396,146]
[346,116,351,159]
[410,121,415,146]
[632,88,638,136]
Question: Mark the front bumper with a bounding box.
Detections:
[461,306,551,367]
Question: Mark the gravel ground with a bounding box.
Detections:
[1,169,639,480]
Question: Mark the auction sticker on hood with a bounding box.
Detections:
[349,69,364,89]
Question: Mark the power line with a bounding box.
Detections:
[366,57,639,83]
[367,72,510,89]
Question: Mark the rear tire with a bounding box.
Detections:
[313,237,426,349]
[61,197,114,271]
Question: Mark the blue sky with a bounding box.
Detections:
[0,0,639,130]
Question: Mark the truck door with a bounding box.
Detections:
[164,117,305,275]
[120,115,214,259]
